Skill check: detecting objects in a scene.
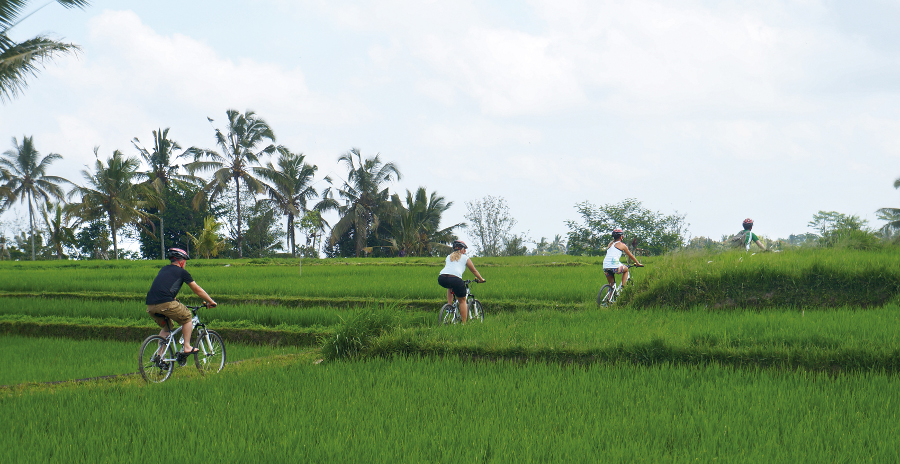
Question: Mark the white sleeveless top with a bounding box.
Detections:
[603,242,624,269]
[439,254,468,278]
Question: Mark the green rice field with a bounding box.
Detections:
[1,249,899,461]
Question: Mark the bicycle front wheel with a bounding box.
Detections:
[597,285,614,307]
[139,335,174,383]
[468,298,484,322]
[194,329,226,374]
[439,304,456,325]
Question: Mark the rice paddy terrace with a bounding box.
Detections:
[2,249,899,462]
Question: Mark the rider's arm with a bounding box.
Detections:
[754,239,767,251]
[187,281,217,307]
[466,259,486,283]
[618,243,643,266]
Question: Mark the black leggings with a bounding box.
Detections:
[438,274,466,298]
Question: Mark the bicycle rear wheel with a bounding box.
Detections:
[468,298,484,322]
[439,303,456,325]
[597,285,614,307]
[139,335,174,383]
[194,329,226,374]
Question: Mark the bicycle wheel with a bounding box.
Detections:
[139,335,174,383]
[468,298,484,322]
[439,303,456,325]
[194,329,226,374]
[597,285,614,307]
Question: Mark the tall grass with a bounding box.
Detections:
[2,357,898,462]
[3,248,899,308]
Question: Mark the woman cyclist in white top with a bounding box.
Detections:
[603,228,643,288]
[438,240,486,323]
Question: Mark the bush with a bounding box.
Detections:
[320,306,399,360]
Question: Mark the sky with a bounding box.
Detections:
[3,0,900,252]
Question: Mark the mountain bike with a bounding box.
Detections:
[597,264,640,307]
[438,280,484,324]
[138,303,226,383]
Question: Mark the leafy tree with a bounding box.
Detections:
[242,199,284,258]
[0,0,90,102]
[326,148,401,257]
[808,210,875,249]
[187,216,227,259]
[566,198,688,256]
[502,233,529,256]
[185,109,278,258]
[464,195,516,257]
[136,182,214,260]
[73,219,109,259]
[297,210,329,258]
[41,201,78,259]
[1,135,69,260]
[383,187,460,257]
[133,127,198,259]
[255,149,331,258]
[68,148,160,259]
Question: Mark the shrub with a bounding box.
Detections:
[320,306,399,360]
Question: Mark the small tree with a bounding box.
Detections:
[566,198,688,256]
[187,216,227,259]
[808,211,875,249]
[464,195,516,257]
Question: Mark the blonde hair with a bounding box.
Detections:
[449,250,463,262]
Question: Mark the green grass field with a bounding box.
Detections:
[2,356,898,463]
[1,249,898,461]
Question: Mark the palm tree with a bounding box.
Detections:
[187,216,227,259]
[68,148,160,259]
[41,201,79,259]
[0,135,69,260]
[255,148,332,258]
[1,1,91,102]
[185,110,277,258]
[133,127,198,259]
[385,187,460,257]
[326,148,401,257]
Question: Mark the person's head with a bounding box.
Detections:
[611,228,624,241]
[742,218,754,231]
[166,247,190,267]
[451,240,468,253]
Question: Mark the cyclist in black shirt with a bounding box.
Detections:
[146,248,217,354]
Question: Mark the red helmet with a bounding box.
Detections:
[742,218,754,230]
[612,228,624,238]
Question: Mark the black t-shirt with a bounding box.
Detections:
[146,264,194,305]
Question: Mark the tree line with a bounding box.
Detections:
[0,109,466,261]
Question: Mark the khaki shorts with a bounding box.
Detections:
[147,300,191,325]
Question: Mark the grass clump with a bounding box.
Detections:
[320,305,400,361]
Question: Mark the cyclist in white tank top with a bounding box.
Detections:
[437,240,486,323]
[602,228,643,288]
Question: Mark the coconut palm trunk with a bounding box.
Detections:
[27,189,35,260]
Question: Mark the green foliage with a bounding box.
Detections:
[381,187,460,257]
[320,306,399,360]
[566,198,688,256]
[137,183,217,259]
[464,195,516,257]
[0,1,91,102]
[187,216,227,259]
[2,357,899,462]
[73,220,109,259]
[326,148,402,257]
